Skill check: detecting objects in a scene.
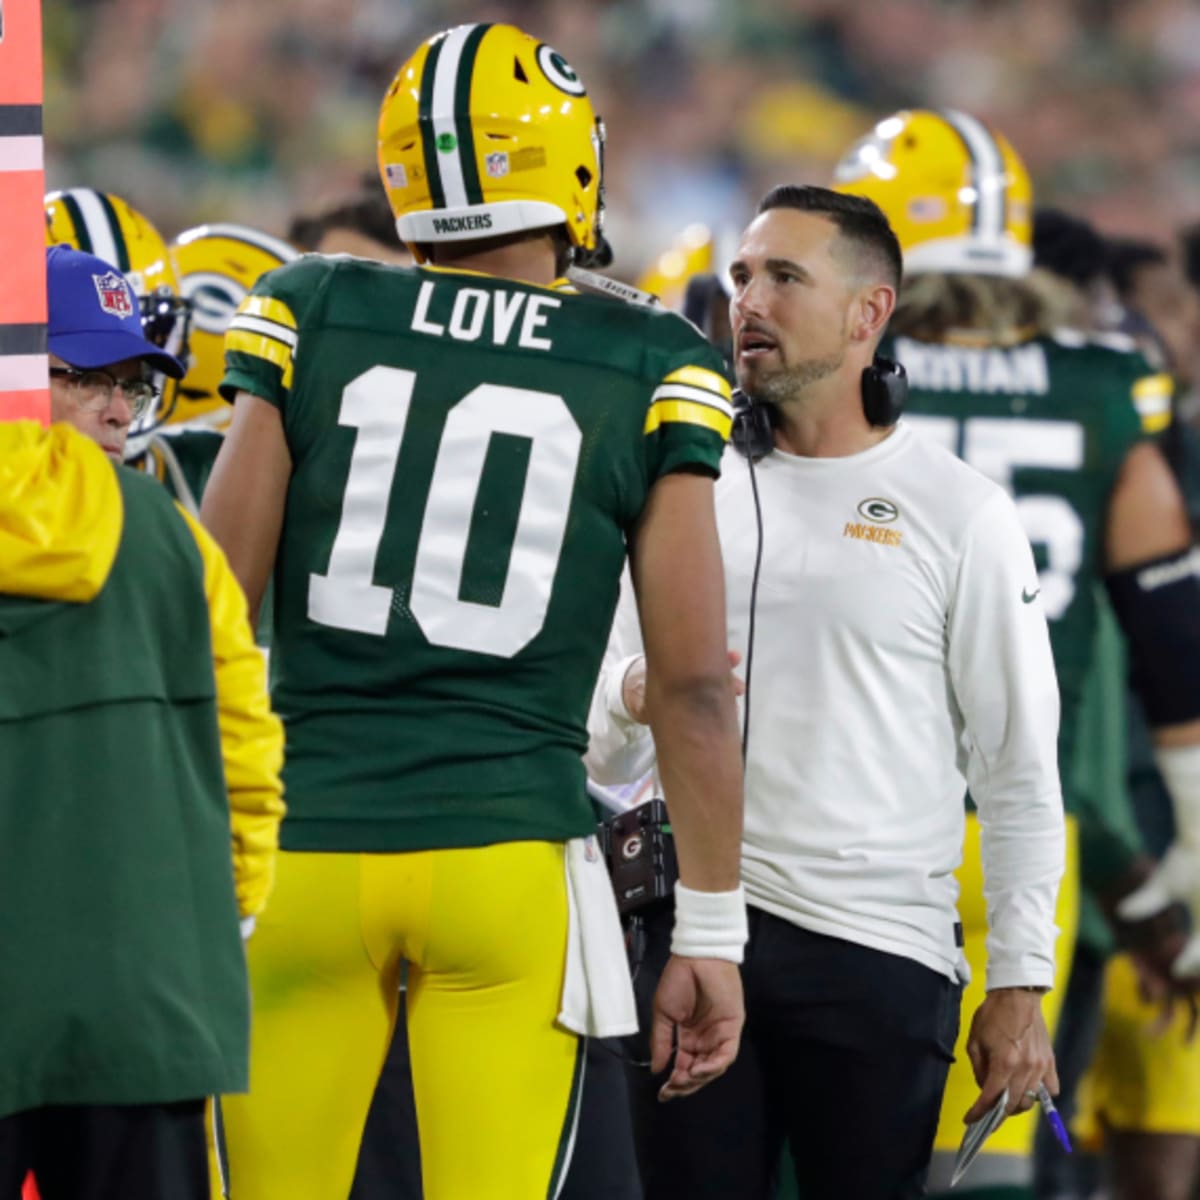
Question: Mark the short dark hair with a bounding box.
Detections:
[288,170,401,252]
[1106,237,1167,303]
[757,184,902,292]
[1033,207,1108,289]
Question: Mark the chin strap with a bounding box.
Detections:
[565,266,660,308]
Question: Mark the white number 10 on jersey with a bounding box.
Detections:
[308,365,582,657]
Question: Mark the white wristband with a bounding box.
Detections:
[1155,743,1200,847]
[670,881,748,964]
[606,653,645,725]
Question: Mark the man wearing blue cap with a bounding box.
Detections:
[45,244,184,460]
[0,249,284,1199]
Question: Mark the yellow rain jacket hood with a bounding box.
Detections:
[0,422,121,618]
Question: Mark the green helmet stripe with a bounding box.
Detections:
[95,192,132,272]
[57,191,93,255]
[418,34,447,210]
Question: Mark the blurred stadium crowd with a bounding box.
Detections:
[44,0,1200,279]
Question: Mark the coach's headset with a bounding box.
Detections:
[729,355,908,758]
[731,355,908,459]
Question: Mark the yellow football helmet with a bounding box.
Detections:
[170,223,298,430]
[377,23,606,264]
[638,224,720,310]
[45,188,193,452]
[833,109,1032,278]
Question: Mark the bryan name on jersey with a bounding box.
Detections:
[888,328,1172,780]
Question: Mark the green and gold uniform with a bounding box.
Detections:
[137,428,225,515]
[1074,419,1200,1150]
[885,330,1170,1189]
[217,255,732,1200]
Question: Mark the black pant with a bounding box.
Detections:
[626,906,960,1200]
[0,1100,209,1200]
[351,995,642,1199]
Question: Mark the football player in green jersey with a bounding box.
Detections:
[201,22,746,1200]
[836,109,1200,1200]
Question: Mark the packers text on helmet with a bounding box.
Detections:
[377,23,605,263]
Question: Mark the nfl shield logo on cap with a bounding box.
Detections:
[92,270,134,318]
[486,151,509,179]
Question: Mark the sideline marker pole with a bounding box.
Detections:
[0,0,49,425]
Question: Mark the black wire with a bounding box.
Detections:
[741,447,765,766]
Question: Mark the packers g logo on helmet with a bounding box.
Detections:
[45,188,193,454]
[377,23,606,263]
[170,223,297,431]
[834,109,1032,278]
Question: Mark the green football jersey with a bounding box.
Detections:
[886,330,1169,799]
[137,429,224,514]
[221,256,732,852]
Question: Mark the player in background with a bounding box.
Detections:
[161,222,299,515]
[835,109,1200,1200]
[201,22,745,1199]
[287,169,411,264]
[1063,235,1200,1200]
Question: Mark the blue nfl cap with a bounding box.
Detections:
[46,244,185,379]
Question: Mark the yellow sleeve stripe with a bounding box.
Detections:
[230,313,298,349]
[667,362,729,400]
[645,398,733,440]
[226,329,295,390]
[662,365,733,402]
[651,382,734,418]
[1132,373,1173,433]
[1133,372,1172,402]
[238,294,298,332]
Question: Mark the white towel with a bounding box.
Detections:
[557,835,638,1039]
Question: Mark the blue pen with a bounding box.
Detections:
[1035,1084,1072,1153]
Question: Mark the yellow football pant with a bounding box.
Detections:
[1075,952,1200,1142]
[220,842,584,1200]
[933,814,1080,1159]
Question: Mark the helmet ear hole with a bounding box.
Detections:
[575,166,593,190]
[513,57,529,83]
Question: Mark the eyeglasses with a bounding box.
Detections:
[48,367,159,421]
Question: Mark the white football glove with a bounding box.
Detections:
[1118,744,1200,978]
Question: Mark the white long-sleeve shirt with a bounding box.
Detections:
[587,422,1065,988]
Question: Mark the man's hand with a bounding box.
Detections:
[963,988,1058,1122]
[1119,843,1200,978]
[650,954,745,1102]
[622,650,744,726]
[1101,854,1200,1035]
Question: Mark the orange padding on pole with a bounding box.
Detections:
[0,0,45,102]
[0,0,49,426]
[0,171,47,326]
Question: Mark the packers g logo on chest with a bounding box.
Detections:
[844,497,904,548]
[857,497,899,523]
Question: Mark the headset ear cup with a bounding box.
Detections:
[861,356,908,427]
[731,390,775,460]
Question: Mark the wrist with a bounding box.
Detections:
[990,984,1049,996]
[607,654,645,724]
[1155,743,1200,844]
[671,881,748,964]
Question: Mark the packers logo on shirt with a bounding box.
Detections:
[857,497,899,523]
